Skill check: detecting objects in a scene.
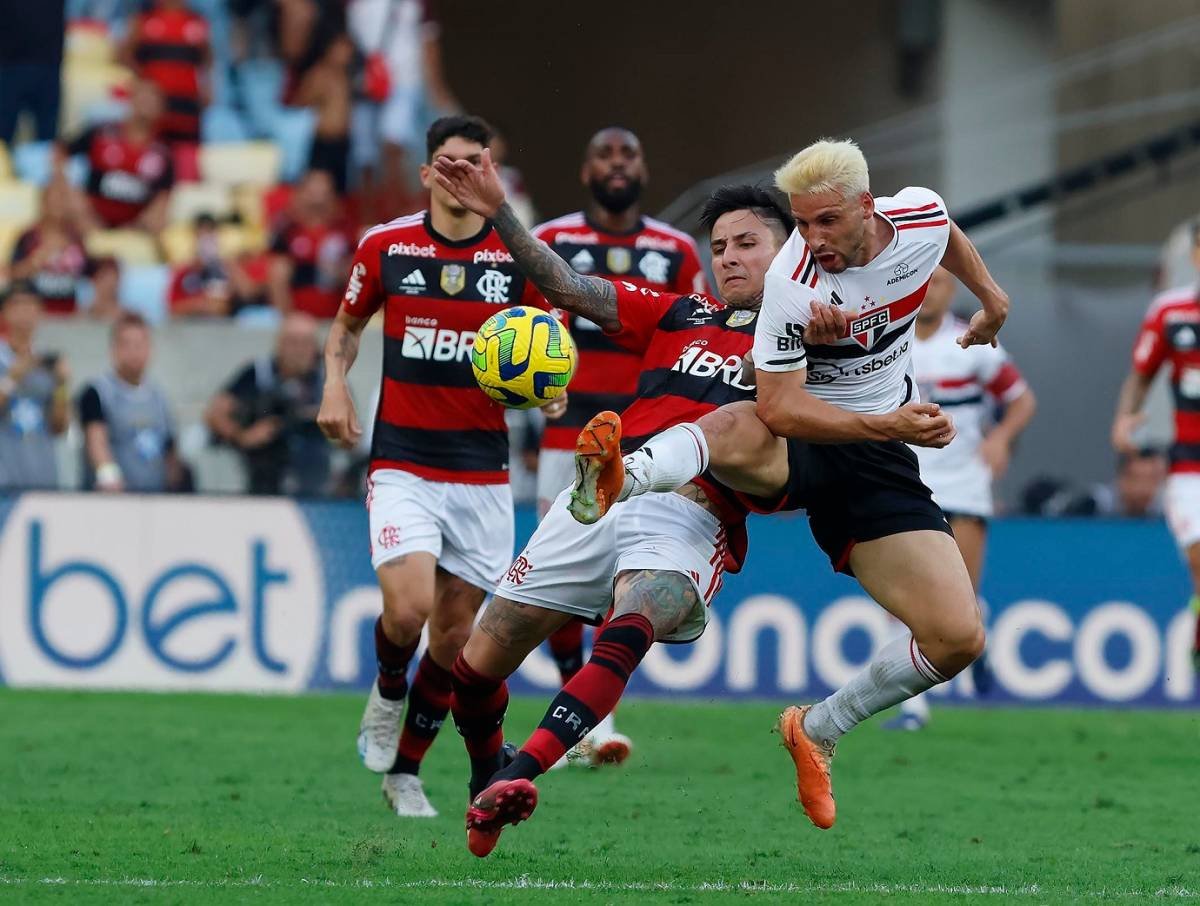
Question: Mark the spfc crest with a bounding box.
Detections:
[727,310,757,328]
[606,247,632,274]
[849,308,891,349]
[440,264,466,295]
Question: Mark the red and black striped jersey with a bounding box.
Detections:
[532,213,708,450]
[65,124,174,228]
[270,219,357,319]
[131,7,209,144]
[342,211,545,484]
[605,280,757,569]
[1132,286,1200,472]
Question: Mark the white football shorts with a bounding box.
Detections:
[495,488,727,643]
[367,468,515,592]
[1164,473,1200,550]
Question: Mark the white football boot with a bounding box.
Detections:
[357,680,405,772]
[584,713,633,766]
[381,773,438,817]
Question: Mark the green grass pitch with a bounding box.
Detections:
[1,689,1198,904]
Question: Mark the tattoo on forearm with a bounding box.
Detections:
[613,569,701,636]
[328,326,360,374]
[492,202,619,329]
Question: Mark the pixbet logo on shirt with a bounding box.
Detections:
[387,242,437,257]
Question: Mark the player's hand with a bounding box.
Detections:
[431,147,507,219]
[885,402,957,448]
[979,433,1011,478]
[957,309,1005,348]
[805,301,846,345]
[1111,412,1145,454]
[739,351,757,387]
[542,391,568,420]
[317,380,362,449]
[239,417,284,450]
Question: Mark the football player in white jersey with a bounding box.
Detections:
[567,139,1010,830]
[887,266,1036,730]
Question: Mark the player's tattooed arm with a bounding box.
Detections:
[491,202,621,332]
[613,569,701,639]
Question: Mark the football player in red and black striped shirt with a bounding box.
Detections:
[532,127,708,763]
[317,116,546,819]
[122,0,211,145]
[430,148,797,857]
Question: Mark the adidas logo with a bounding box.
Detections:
[402,269,426,286]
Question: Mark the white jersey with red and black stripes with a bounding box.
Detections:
[754,186,951,414]
[911,316,1027,517]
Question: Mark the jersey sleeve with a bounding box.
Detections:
[752,268,817,373]
[673,235,710,295]
[77,385,105,425]
[604,280,678,353]
[976,343,1028,404]
[340,233,385,319]
[1132,300,1168,378]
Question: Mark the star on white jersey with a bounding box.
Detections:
[911,316,1027,517]
[753,186,950,414]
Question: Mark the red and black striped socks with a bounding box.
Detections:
[390,652,453,775]
[450,652,511,787]
[374,616,418,701]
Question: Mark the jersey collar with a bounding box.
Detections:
[424,211,494,248]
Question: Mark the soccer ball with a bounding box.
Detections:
[471,307,577,409]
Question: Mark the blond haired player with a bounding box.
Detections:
[575,139,1011,829]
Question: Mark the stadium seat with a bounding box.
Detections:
[0,182,38,227]
[235,306,281,329]
[267,107,317,183]
[160,222,195,266]
[61,61,131,138]
[65,21,115,65]
[118,263,171,324]
[233,185,266,227]
[201,105,251,144]
[87,229,160,266]
[199,142,282,188]
[0,142,11,182]
[169,182,235,225]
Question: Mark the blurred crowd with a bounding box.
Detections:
[0,2,1193,512]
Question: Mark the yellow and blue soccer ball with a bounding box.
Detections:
[471,307,577,409]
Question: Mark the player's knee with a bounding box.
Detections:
[380,604,426,647]
[427,614,475,666]
[923,616,985,679]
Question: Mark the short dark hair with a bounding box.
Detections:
[426,115,493,161]
[699,184,795,241]
[1117,446,1166,472]
[111,311,149,342]
[1,280,41,306]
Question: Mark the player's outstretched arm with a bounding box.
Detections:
[432,150,621,332]
[940,221,1010,348]
[755,367,958,448]
[317,309,368,448]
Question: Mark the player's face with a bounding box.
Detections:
[708,210,782,308]
[789,189,872,273]
[582,130,646,214]
[423,137,486,216]
[917,267,955,324]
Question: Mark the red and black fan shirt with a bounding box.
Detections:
[605,280,758,570]
[1133,286,1200,472]
[11,228,93,314]
[531,213,708,450]
[342,211,546,484]
[66,124,174,228]
[270,220,357,319]
[131,6,210,143]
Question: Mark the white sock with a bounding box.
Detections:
[589,712,616,740]
[618,423,709,502]
[803,634,946,747]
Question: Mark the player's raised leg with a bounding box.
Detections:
[782,530,983,828]
[467,568,700,857]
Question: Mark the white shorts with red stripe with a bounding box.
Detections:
[494,488,727,643]
[367,469,514,592]
[1164,473,1200,550]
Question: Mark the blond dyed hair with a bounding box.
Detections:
[774,138,869,199]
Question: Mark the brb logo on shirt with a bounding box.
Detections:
[401,322,477,363]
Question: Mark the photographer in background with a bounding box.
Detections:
[0,283,70,490]
[205,312,330,496]
[78,313,190,493]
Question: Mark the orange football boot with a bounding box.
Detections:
[777,705,836,829]
[567,411,624,524]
